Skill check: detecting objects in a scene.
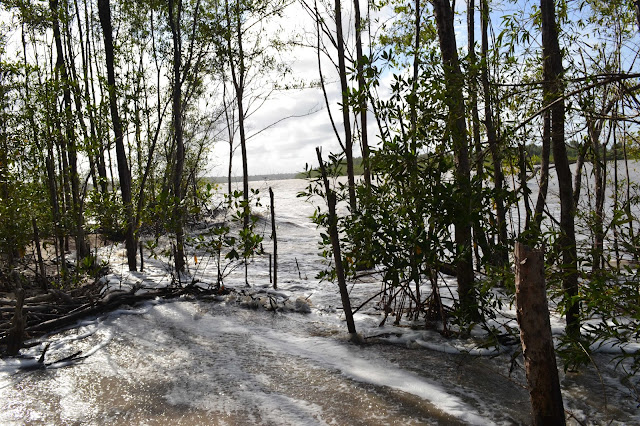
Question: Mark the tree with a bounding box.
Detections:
[540,0,580,339]
[480,0,508,266]
[431,0,475,317]
[168,0,189,273]
[50,0,90,263]
[223,0,250,232]
[334,0,357,211]
[97,0,137,271]
[353,0,371,191]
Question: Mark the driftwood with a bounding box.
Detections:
[0,282,229,356]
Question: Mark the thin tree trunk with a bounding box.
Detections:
[270,187,278,290]
[135,9,168,230]
[353,0,370,190]
[622,117,636,255]
[534,110,551,230]
[317,148,356,336]
[97,0,137,271]
[223,82,234,197]
[432,0,475,317]
[7,288,25,356]
[481,0,508,266]
[50,0,89,261]
[519,143,532,231]
[86,0,109,195]
[21,25,54,285]
[313,0,343,149]
[32,218,48,291]
[572,142,589,206]
[226,0,250,235]
[541,0,579,339]
[74,0,100,194]
[168,0,186,273]
[468,0,482,176]
[468,0,489,268]
[613,127,620,264]
[335,0,357,211]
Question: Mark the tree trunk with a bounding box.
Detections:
[534,110,551,231]
[85,0,109,195]
[21,24,57,279]
[353,0,370,191]
[572,142,589,207]
[432,0,475,317]
[97,0,137,271]
[50,0,89,262]
[270,187,278,290]
[32,218,47,292]
[317,148,357,336]
[515,243,566,426]
[223,83,234,197]
[468,0,482,176]
[335,0,357,211]
[168,0,186,273]
[480,0,508,266]
[541,0,580,339]
[225,0,250,233]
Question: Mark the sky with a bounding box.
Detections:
[213,0,481,177]
[4,0,619,178]
[207,1,385,177]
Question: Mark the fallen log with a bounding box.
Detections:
[0,281,229,357]
[25,288,177,334]
[23,285,217,336]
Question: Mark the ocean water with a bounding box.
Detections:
[1,169,639,425]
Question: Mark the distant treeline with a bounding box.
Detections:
[526,143,633,164]
[298,144,636,178]
[207,173,300,183]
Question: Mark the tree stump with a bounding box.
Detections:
[7,287,25,356]
[515,242,565,425]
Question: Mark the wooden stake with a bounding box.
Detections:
[515,242,565,425]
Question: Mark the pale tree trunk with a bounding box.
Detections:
[432,0,476,317]
[541,0,580,339]
[98,0,137,271]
